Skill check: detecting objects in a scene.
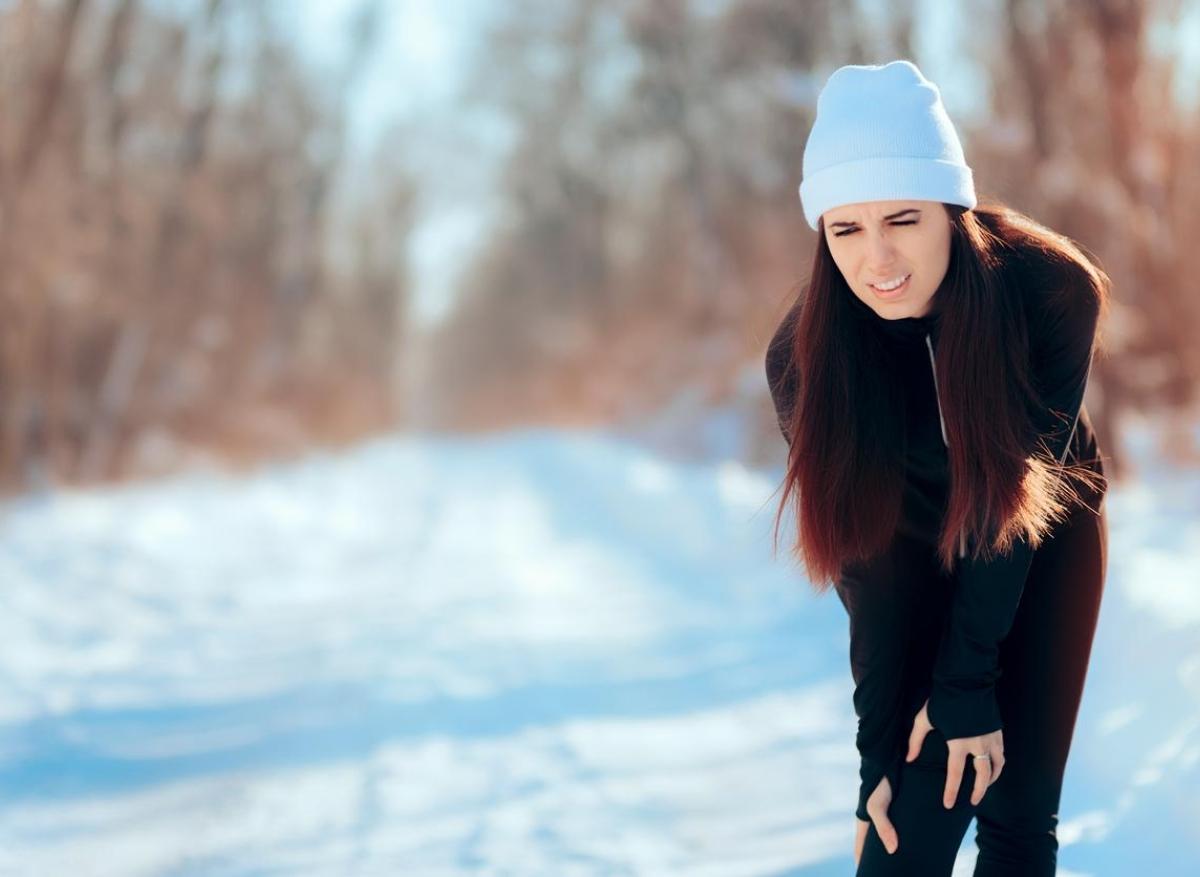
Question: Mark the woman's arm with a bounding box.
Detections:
[926,268,1103,740]
[765,306,913,818]
[834,558,917,821]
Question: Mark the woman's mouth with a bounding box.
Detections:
[869,273,911,299]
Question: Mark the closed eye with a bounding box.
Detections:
[833,220,918,237]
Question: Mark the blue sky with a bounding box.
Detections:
[294,0,468,154]
[292,0,493,330]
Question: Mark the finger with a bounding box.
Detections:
[990,752,1005,786]
[969,757,991,806]
[944,752,964,809]
[906,722,926,762]
[870,809,900,855]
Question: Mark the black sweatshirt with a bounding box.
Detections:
[764,249,1108,820]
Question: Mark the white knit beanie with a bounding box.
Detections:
[798,60,976,231]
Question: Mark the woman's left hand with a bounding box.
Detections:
[905,698,1005,808]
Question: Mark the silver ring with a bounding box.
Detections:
[972,754,991,761]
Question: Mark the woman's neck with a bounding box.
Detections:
[846,289,941,342]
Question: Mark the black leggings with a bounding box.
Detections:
[857,500,1109,876]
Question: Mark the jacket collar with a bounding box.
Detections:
[846,288,943,346]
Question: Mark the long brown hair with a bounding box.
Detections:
[770,199,1110,590]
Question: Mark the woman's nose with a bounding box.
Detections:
[866,231,897,267]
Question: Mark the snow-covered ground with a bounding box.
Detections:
[0,419,1197,876]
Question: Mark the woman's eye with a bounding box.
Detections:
[834,220,918,238]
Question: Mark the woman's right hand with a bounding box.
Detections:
[854,776,899,865]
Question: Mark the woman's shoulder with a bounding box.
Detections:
[976,204,1104,331]
[765,297,803,421]
[765,298,802,387]
[1000,238,1103,347]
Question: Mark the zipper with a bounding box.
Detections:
[925,333,967,560]
[924,334,949,447]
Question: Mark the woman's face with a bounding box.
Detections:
[822,199,952,320]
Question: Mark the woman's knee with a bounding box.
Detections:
[855,731,978,875]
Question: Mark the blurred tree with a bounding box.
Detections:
[431,0,857,433]
[972,0,1199,475]
[3,0,1193,488]
[0,0,416,491]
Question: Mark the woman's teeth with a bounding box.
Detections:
[868,273,911,300]
[871,274,910,291]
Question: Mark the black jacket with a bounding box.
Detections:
[764,251,1107,820]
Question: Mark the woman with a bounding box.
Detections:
[764,61,1110,875]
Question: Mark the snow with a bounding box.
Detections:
[0,420,1197,875]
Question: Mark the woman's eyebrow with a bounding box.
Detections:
[829,208,921,229]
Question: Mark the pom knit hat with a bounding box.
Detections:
[798,60,976,231]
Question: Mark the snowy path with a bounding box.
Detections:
[0,424,1196,875]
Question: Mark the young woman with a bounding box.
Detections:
[764,61,1110,876]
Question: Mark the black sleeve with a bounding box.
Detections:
[926,273,1101,741]
[836,549,918,821]
[765,303,801,446]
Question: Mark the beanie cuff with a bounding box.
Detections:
[799,156,977,231]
